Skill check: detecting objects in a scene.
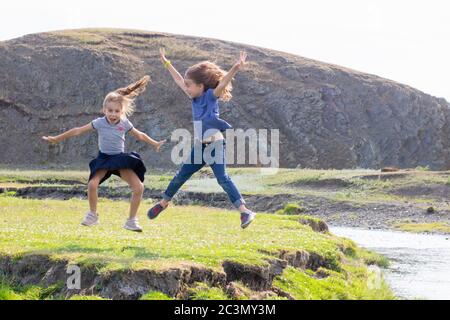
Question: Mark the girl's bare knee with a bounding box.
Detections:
[132,182,144,195]
[88,180,99,192]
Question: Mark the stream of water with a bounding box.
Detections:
[330,226,450,300]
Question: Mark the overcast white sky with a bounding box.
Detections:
[1,0,449,100]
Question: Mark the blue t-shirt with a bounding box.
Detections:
[191,88,232,140]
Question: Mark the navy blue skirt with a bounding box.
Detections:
[88,152,146,185]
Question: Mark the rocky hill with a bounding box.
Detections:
[1,28,449,170]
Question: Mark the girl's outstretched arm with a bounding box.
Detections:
[42,123,93,144]
[159,48,191,98]
[129,128,166,152]
[214,51,247,98]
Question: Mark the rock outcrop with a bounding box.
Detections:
[1,28,449,169]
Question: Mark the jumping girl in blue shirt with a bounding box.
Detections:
[147,49,256,229]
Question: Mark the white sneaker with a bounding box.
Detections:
[124,218,143,232]
[81,212,99,226]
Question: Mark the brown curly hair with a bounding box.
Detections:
[185,61,232,102]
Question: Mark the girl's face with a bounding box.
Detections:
[184,78,205,98]
[103,101,123,124]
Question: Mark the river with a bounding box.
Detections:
[330,226,450,300]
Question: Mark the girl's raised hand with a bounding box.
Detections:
[154,139,167,152]
[236,51,248,69]
[159,48,168,64]
[42,136,59,144]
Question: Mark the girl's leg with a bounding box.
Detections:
[209,141,246,210]
[159,162,204,208]
[87,169,107,213]
[119,169,144,219]
[210,149,255,228]
[148,160,204,220]
[160,147,205,207]
[210,162,247,210]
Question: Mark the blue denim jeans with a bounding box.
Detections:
[163,140,245,208]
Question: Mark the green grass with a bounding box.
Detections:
[140,291,173,300]
[3,167,450,202]
[2,166,449,233]
[184,167,450,209]
[188,283,229,300]
[45,29,212,61]
[54,31,106,45]
[0,169,88,183]
[10,167,445,299]
[393,222,450,234]
[0,196,344,269]
[0,276,63,300]
[0,195,392,300]
[274,265,394,300]
[275,203,306,215]
[0,169,177,190]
